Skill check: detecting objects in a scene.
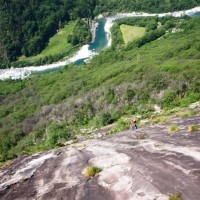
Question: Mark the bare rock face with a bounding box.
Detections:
[0,115,200,200]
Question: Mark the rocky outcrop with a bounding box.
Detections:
[0,115,200,200]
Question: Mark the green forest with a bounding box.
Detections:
[1,0,200,67]
[95,0,200,14]
[0,14,200,162]
[0,0,96,68]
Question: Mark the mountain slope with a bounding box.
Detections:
[0,16,200,162]
[0,113,200,200]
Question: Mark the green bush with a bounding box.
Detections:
[69,20,91,45]
[187,125,198,133]
[163,89,176,107]
[96,112,115,126]
[116,118,130,131]
[168,124,180,133]
[108,118,130,134]
[46,122,75,147]
[169,192,183,200]
[84,166,102,178]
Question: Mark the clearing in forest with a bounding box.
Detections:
[20,21,75,62]
[120,24,145,44]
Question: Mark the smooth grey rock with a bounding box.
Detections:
[0,115,200,200]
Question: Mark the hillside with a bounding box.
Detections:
[18,22,75,63]
[0,112,200,200]
[0,0,96,67]
[95,0,200,13]
[1,0,200,66]
[0,16,200,162]
[0,4,200,199]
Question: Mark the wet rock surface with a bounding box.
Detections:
[0,115,200,200]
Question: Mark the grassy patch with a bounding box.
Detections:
[0,160,13,169]
[169,192,183,200]
[139,120,150,127]
[187,124,198,133]
[20,22,75,62]
[110,118,130,134]
[151,116,169,125]
[168,124,180,133]
[84,166,102,178]
[180,110,199,118]
[120,25,145,44]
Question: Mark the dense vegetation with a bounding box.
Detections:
[0,16,200,162]
[95,0,200,14]
[0,0,200,67]
[0,0,97,68]
[12,22,76,68]
[111,16,186,48]
[67,19,92,45]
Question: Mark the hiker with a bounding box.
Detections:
[131,118,137,130]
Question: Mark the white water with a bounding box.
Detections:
[1,6,200,80]
[103,6,200,48]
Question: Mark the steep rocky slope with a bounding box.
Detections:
[0,114,200,200]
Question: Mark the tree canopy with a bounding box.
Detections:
[0,0,97,67]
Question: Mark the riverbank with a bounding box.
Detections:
[0,45,96,80]
[103,6,200,49]
[90,20,99,43]
[1,6,200,80]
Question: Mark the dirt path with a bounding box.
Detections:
[0,115,200,200]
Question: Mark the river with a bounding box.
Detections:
[190,11,200,16]
[0,7,200,80]
[74,18,108,65]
